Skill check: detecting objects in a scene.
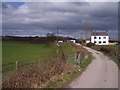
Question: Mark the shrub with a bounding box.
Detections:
[86,42,95,47]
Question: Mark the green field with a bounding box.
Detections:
[3,42,53,64]
[2,41,74,73]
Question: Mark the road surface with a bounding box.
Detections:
[67,47,118,88]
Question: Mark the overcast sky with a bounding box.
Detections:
[2,1,119,40]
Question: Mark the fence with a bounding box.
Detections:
[3,56,67,88]
[3,53,67,74]
[3,52,85,73]
[3,61,36,73]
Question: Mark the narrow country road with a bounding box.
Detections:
[67,47,118,88]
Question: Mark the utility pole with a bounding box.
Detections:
[57,25,59,42]
[56,25,60,54]
[56,25,66,63]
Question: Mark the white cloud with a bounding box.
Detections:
[2,2,118,40]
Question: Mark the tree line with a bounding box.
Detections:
[2,36,76,44]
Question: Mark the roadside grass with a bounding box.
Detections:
[90,45,119,51]
[103,52,119,68]
[45,52,92,88]
[90,45,120,68]
[3,41,92,88]
[108,54,118,63]
[46,69,80,88]
[108,45,119,50]
[80,53,92,69]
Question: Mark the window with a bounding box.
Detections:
[103,37,106,39]
[99,37,101,39]
[94,36,97,39]
[103,41,106,43]
[94,41,97,43]
[99,41,101,44]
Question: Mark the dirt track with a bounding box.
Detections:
[67,47,118,88]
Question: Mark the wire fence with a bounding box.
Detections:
[2,50,68,74]
[3,54,84,74]
[2,48,84,73]
[3,61,39,73]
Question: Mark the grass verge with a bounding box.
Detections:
[90,45,120,69]
[103,52,119,69]
[45,52,92,88]
[3,42,92,88]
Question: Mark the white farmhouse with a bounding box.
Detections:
[91,31,109,45]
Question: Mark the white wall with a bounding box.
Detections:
[91,36,109,45]
[70,40,76,43]
[86,40,90,43]
[58,40,63,43]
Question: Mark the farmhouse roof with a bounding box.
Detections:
[91,31,108,36]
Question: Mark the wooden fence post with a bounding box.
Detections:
[16,61,18,70]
